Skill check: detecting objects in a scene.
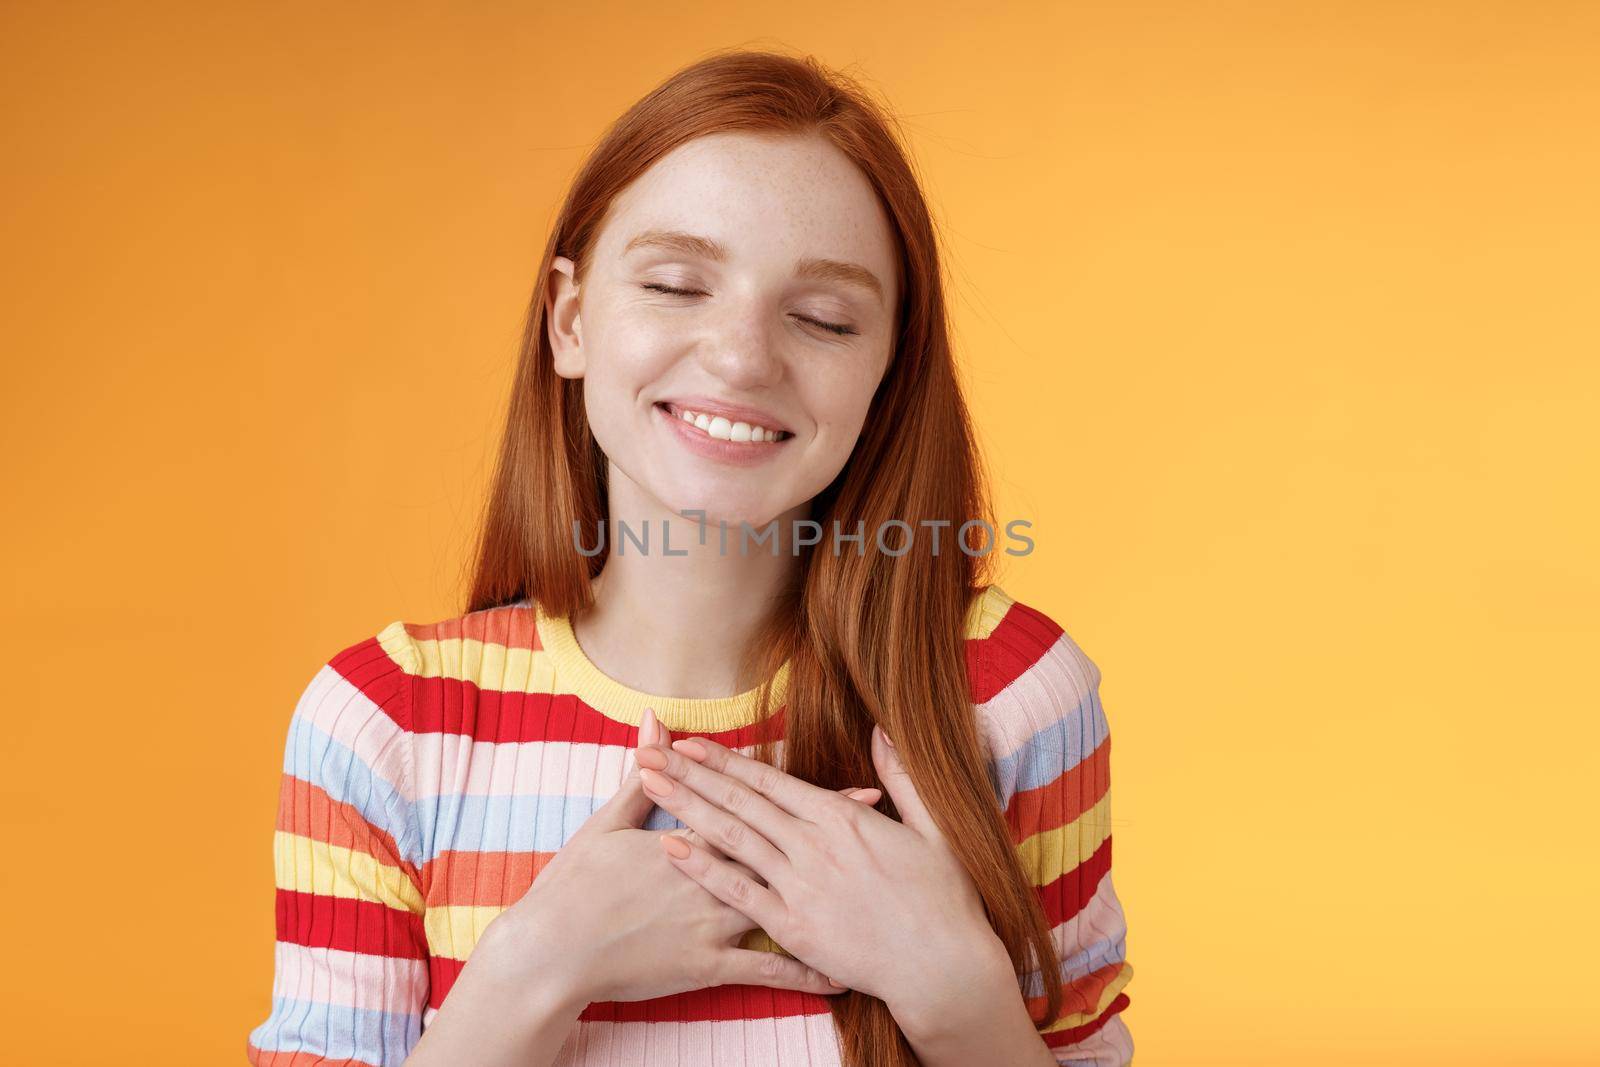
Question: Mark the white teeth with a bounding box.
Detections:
[671,406,784,444]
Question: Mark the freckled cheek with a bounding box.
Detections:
[585,323,687,399]
[802,372,881,451]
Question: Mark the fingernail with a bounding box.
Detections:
[828,978,846,988]
[641,707,658,746]
[636,746,668,770]
[640,768,675,796]
[847,788,881,803]
[661,834,691,859]
[672,738,707,761]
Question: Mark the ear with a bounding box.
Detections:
[546,254,586,379]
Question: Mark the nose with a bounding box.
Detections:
[695,301,785,391]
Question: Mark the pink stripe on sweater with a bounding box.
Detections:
[270,941,429,1014]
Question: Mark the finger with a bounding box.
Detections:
[659,832,787,935]
[642,767,789,886]
[586,707,665,833]
[667,827,737,871]
[681,833,779,940]
[839,787,882,805]
[641,705,673,748]
[589,761,657,831]
[871,723,938,837]
[667,736,847,825]
[637,742,809,853]
[664,828,769,888]
[663,827,774,939]
[715,947,849,996]
[669,793,872,840]
[665,739,844,812]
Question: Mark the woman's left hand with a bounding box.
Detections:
[633,724,1013,1022]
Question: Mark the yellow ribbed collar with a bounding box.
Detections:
[531,600,789,733]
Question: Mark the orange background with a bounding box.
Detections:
[3,3,1597,1064]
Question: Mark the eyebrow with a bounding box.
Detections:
[622,228,886,305]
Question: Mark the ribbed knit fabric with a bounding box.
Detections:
[245,584,1135,1066]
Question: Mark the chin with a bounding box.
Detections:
[658,484,790,533]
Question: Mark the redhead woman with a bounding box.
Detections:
[246,50,1134,1067]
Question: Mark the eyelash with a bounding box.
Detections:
[639,282,858,337]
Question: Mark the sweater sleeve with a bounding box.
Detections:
[246,624,431,1067]
[974,596,1136,1067]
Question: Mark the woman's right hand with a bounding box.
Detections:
[485,707,881,1006]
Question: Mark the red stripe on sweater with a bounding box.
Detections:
[426,955,831,1020]
[1025,959,1129,1025]
[1004,738,1111,842]
[326,635,411,726]
[580,985,833,1023]
[1037,831,1114,929]
[968,598,1065,704]
[1041,991,1132,1049]
[395,596,1056,741]
[274,888,428,960]
[408,679,787,747]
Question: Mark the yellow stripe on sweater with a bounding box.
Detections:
[272,831,425,914]
[964,583,1015,640]
[423,904,507,961]
[1014,790,1114,886]
[422,905,794,963]
[1038,961,1135,1034]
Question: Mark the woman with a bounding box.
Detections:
[246,50,1134,1067]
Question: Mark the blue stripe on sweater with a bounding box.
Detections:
[247,995,421,1064]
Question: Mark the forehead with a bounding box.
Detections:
[596,131,899,296]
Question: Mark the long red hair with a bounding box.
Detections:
[464,48,1063,1065]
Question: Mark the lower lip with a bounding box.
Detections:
[654,403,792,467]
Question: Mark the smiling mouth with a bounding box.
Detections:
[655,402,794,444]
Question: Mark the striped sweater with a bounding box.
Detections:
[245,584,1135,1066]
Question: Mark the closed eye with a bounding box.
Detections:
[638,282,858,337]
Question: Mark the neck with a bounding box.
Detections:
[572,471,807,699]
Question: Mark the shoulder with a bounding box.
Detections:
[273,617,426,831]
[381,597,539,698]
[281,599,526,793]
[295,615,423,734]
[963,584,1110,799]
[963,583,1102,708]
[288,594,510,742]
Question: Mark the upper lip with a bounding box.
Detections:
[657,396,793,434]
